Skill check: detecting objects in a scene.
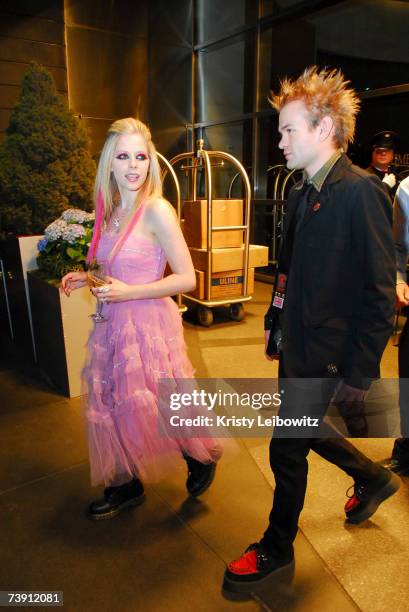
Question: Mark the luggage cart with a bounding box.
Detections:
[157,151,186,313]
[162,139,252,327]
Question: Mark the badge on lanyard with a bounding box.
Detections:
[273,272,287,309]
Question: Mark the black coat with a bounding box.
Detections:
[276,154,395,388]
[366,164,395,199]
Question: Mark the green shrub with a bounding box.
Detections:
[0,62,95,239]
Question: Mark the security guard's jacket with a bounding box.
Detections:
[266,154,395,388]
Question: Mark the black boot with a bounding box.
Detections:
[379,456,409,476]
[379,439,409,475]
[184,455,217,497]
[88,478,145,520]
[344,468,401,524]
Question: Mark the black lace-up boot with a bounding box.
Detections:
[183,455,217,497]
[88,478,145,520]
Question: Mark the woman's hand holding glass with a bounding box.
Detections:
[92,276,134,303]
[87,262,110,322]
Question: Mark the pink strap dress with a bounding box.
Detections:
[82,206,221,486]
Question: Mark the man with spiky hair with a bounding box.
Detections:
[224,67,400,592]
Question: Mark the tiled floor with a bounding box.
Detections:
[1,282,407,611]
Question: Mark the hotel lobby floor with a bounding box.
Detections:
[0,281,407,611]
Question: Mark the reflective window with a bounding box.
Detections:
[197,35,254,123]
[257,27,274,112]
[355,92,409,177]
[308,0,409,92]
[152,0,409,280]
[199,122,252,199]
[195,0,257,44]
[257,20,315,112]
[261,0,307,15]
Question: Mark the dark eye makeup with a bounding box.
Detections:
[115,152,148,161]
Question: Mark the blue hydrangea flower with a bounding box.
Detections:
[37,238,48,252]
[44,219,68,241]
[62,223,86,244]
[61,208,94,224]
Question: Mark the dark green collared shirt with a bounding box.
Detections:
[295,150,343,193]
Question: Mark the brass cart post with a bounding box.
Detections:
[157,151,186,312]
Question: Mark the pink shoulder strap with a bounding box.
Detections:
[86,192,145,264]
[107,202,145,264]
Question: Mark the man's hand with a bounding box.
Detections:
[332,382,368,437]
[382,173,396,189]
[333,381,366,404]
[396,282,409,308]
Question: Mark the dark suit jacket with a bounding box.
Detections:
[366,164,395,199]
[274,154,395,388]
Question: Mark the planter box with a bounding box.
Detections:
[0,235,42,359]
[28,272,94,397]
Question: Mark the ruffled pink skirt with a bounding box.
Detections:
[82,296,222,486]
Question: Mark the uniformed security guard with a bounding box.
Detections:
[366,130,399,198]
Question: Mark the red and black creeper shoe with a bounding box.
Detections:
[223,543,294,593]
[345,468,401,524]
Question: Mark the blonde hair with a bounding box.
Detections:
[269,66,360,150]
[94,117,162,223]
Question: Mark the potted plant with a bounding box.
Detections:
[0,62,95,357]
[35,208,95,280]
[28,208,96,397]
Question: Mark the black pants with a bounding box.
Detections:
[260,358,381,559]
[393,315,409,458]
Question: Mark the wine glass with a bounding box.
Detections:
[87,260,108,323]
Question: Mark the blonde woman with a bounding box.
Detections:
[61,118,221,519]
